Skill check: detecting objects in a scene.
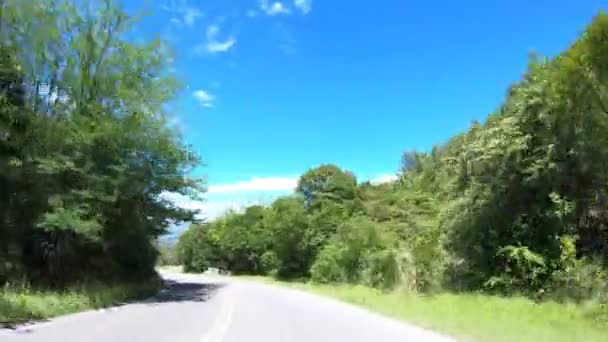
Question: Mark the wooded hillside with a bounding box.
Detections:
[179,13,608,302]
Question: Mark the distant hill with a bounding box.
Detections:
[160,221,191,244]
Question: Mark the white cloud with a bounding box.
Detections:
[208,177,298,194]
[206,24,219,39]
[370,174,399,185]
[183,7,203,26]
[294,0,312,14]
[160,192,238,221]
[160,191,204,213]
[207,38,236,53]
[260,0,292,16]
[160,189,288,223]
[167,116,186,134]
[162,1,203,27]
[193,89,214,107]
[201,24,236,54]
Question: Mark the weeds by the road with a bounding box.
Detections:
[0,279,162,326]
[242,276,608,342]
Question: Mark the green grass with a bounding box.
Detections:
[0,279,162,326]
[241,276,608,342]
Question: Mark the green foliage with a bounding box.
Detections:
[0,279,162,325]
[441,12,608,294]
[297,164,357,207]
[0,0,201,288]
[177,226,213,273]
[265,196,312,278]
[548,236,608,301]
[310,217,399,289]
[257,279,608,342]
[157,243,179,266]
[178,12,608,304]
[484,245,549,294]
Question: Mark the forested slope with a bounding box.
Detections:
[179,12,608,302]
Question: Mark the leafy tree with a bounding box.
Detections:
[177,226,214,273]
[214,206,272,274]
[264,196,311,278]
[297,164,357,207]
[0,0,201,286]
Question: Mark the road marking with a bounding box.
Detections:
[200,295,235,342]
[213,298,234,341]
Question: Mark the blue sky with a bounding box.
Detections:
[132,0,606,223]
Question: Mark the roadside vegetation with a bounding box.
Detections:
[1,280,161,326]
[241,277,608,342]
[157,242,181,267]
[0,0,200,325]
[178,12,608,341]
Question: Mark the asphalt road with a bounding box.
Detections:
[0,271,456,342]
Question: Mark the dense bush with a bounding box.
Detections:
[311,217,399,288]
[177,226,214,273]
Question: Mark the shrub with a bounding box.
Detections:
[260,251,279,275]
[311,243,348,283]
[310,217,400,289]
[548,236,608,302]
[361,248,400,289]
[484,245,549,294]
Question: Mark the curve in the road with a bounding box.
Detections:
[0,272,456,342]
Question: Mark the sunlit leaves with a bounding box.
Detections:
[0,0,200,285]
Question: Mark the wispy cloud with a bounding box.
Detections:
[294,0,312,14]
[162,1,203,27]
[208,176,298,194]
[193,89,214,108]
[183,7,203,26]
[197,24,236,54]
[207,38,236,53]
[161,187,291,223]
[167,115,186,134]
[206,25,220,40]
[246,9,258,18]
[260,0,292,16]
[160,192,245,221]
[369,173,399,185]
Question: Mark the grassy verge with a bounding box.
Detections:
[0,278,162,327]
[241,276,608,342]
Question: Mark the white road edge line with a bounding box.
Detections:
[200,295,235,342]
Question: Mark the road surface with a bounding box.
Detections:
[0,271,456,342]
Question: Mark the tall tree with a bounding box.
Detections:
[0,0,201,285]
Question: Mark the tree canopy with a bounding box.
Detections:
[0,0,201,286]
